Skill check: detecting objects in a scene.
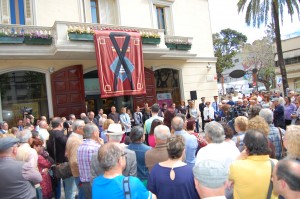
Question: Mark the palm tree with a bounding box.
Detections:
[237,0,300,96]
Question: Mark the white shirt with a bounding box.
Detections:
[195,142,240,171]
[203,106,215,120]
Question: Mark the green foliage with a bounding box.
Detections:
[213,28,247,76]
[242,37,276,90]
[237,0,300,95]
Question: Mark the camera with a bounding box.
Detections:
[21,107,32,115]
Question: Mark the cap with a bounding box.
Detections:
[105,124,125,136]
[0,137,19,152]
[193,159,228,188]
[271,97,279,102]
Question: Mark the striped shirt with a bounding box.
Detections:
[77,139,100,182]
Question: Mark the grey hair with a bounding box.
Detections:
[108,135,123,142]
[16,129,32,143]
[72,119,85,132]
[205,121,224,143]
[98,142,123,171]
[259,108,274,124]
[171,116,184,131]
[154,125,171,141]
[83,123,98,139]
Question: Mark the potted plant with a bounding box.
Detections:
[165,40,177,49]
[0,31,24,44]
[24,31,52,45]
[141,33,161,45]
[176,40,192,50]
[68,26,94,41]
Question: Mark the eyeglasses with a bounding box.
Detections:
[121,152,127,157]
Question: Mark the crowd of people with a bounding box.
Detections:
[0,89,300,199]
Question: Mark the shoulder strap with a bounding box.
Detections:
[277,127,285,158]
[52,131,57,164]
[267,159,275,199]
[123,176,131,199]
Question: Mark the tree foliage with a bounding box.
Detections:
[213,28,247,76]
[237,0,300,96]
[241,37,276,90]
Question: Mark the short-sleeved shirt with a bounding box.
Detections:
[92,175,152,199]
[147,164,199,199]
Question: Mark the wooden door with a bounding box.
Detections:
[51,65,86,117]
[133,67,156,109]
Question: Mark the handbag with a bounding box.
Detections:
[55,162,72,179]
[53,133,72,179]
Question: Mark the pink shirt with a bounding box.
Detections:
[148,134,156,147]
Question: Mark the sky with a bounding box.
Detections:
[208,0,300,43]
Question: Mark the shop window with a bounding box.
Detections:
[0,0,34,25]
[0,71,48,127]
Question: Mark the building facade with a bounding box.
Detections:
[275,35,300,93]
[0,0,217,126]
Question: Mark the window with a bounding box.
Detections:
[90,0,99,23]
[84,0,118,24]
[0,0,34,25]
[0,71,48,127]
[99,0,118,24]
[234,59,239,63]
[152,1,174,35]
[156,7,165,30]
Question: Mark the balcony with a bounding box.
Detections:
[0,21,196,60]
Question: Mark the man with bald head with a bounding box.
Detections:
[145,125,171,172]
[272,158,300,199]
[38,120,49,147]
[172,116,198,167]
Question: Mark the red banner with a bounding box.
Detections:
[94,30,146,98]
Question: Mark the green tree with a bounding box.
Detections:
[237,0,300,96]
[213,28,247,77]
[241,37,276,90]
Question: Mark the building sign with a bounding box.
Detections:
[94,30,146,98]
[157,93,172,107]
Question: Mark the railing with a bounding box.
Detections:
[0,24,55,37]
[165,35,193,44]
[0,22,194,50]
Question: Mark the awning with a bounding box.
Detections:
[275,48,300,61]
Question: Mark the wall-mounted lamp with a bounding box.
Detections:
[49,67,55,73]
[207,63,212,69]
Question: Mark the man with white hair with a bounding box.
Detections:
[259,109,285,159]
[15,129,41,197]
[90,124,137,182]
[193,159,228,199]
[145,125,171,172]
[38,120,49,147]
[16,129,38,167]
[195,121,240,170]
[77,123,103,199]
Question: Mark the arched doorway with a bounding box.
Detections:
[154,68,181,106]
[0,71,48,127]
[83,70,133,114]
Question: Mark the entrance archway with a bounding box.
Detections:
[154,68,181,106]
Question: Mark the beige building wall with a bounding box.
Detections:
[275,36,300,92]
[35,0,81,26]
